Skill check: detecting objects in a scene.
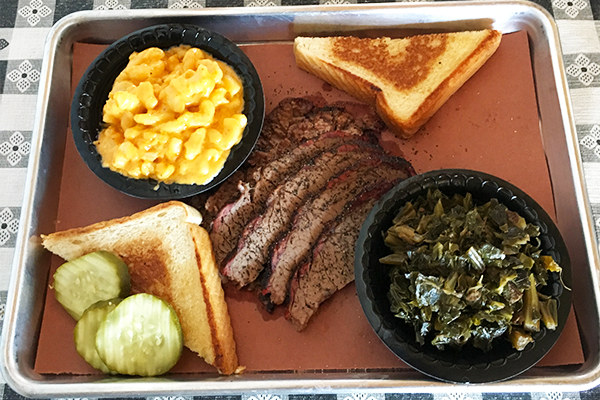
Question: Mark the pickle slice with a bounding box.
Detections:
[53,250,131,320]
[74,299,122,373]
[95,293,183,376]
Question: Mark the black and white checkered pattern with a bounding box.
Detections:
[1,0,600,397]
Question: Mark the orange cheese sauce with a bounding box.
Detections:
[96,45,246,185]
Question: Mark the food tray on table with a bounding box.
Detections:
[2,0,600,396]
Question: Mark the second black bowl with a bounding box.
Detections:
[71,23,265,200]
[354,169,572,384]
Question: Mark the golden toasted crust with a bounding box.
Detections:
[41,201,239,375]
[40,201,201,254]
[376,30,502,137]
[295,50,382,104]
[192,226,239,375]
[117,237,173,298]
[293,30,502,138]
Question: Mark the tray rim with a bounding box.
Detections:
[3,0,600,396]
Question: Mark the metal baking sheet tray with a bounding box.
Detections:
[3,0,600,396]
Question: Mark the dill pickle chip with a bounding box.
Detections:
[95,293,183,376]
[53,251,131,320]
[74,299,122,373]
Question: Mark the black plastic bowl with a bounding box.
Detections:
[354,169,572,384]
[71,24,265,200]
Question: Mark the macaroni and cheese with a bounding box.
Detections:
[95,45,247,185]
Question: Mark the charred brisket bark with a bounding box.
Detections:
[264,158,414,305]
[222,145,383,286]
[286,184,394,331]
[210,132,377,265]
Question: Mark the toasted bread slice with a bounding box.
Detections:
[41,201,239,375]
[294,30,502,138]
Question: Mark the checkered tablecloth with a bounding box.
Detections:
[1,0,600,398]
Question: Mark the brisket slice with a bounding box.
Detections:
[264,158,414,305]
[286,184,393,331]
[221,146,381,287]
[255,97,316,154]
[209,181,252,261]
[210,131,378,265]
[256,98,373,158]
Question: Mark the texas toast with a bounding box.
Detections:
[294,30,502,138]
[41,201,240,375]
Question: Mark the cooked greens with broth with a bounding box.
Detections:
[381,189,563,352]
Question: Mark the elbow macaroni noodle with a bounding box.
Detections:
[95,45,247,185]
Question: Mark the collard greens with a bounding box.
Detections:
[381,189,562,352]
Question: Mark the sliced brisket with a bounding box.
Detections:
[256,97,317,153]
[264,158,413,305]
[221,145,381,287]
[209,181,253,264]
[210,131,378,265]
[258,98,375,151]
[286,185,393,331]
